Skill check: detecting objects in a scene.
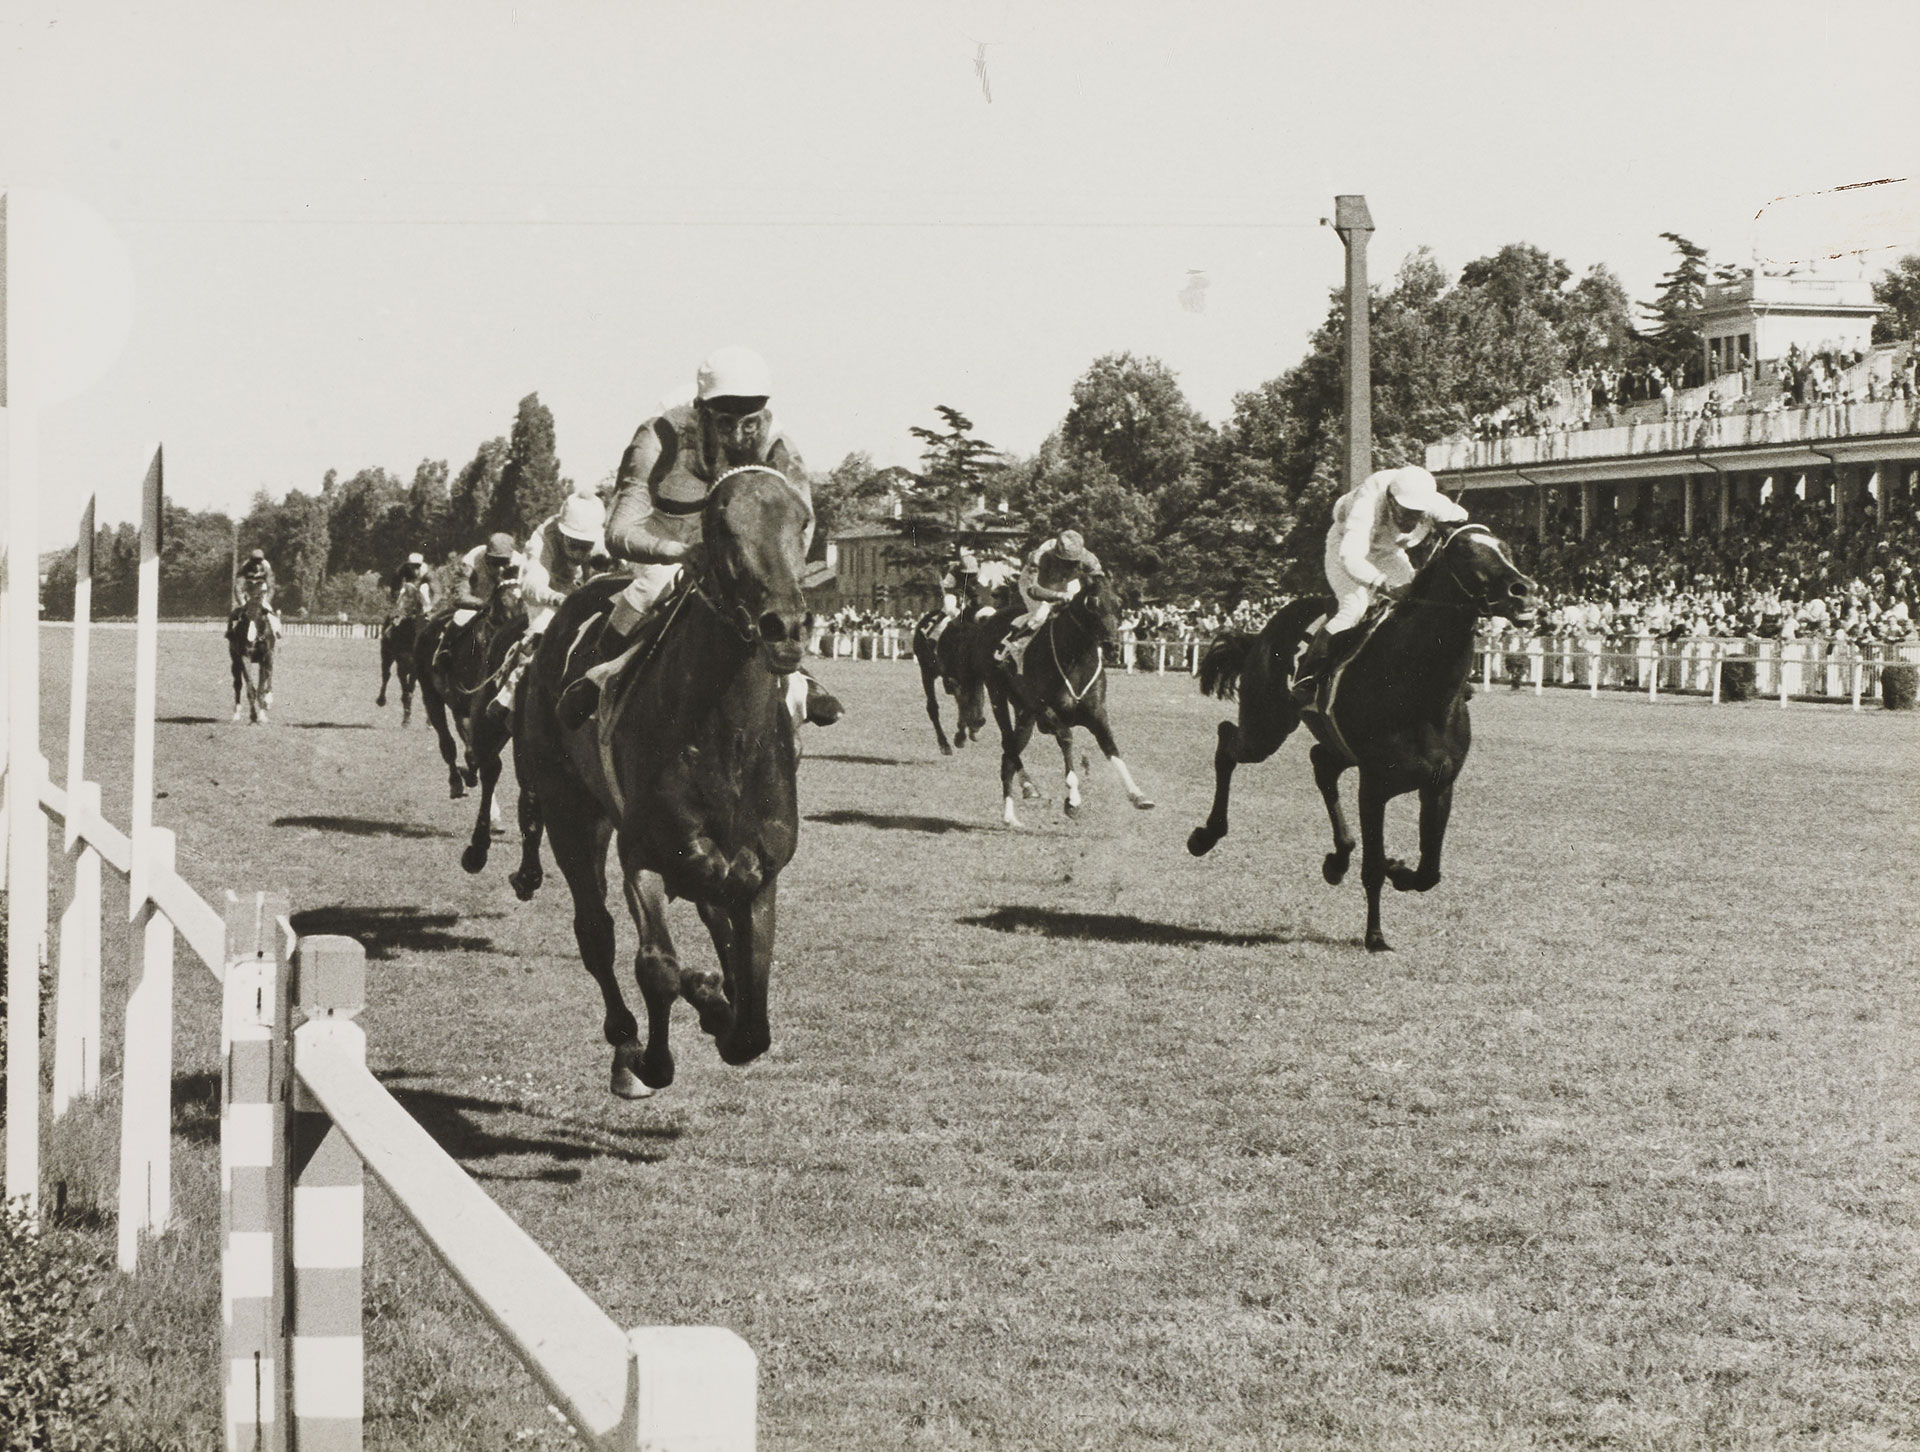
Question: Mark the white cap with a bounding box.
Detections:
[556,492,606,542]
[1381,466,1445,511]
[407,552,424,565]
[696,346,772,402]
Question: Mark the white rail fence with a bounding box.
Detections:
[4,454,754,1452]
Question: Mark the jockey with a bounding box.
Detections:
[458,532,530,614]
[995,528,1102,667]
[557,346,841,730]
[388,552,434,622]
[1289,465,1470,707]
[486,488,607,722]
[232,548,281,637]
[941,546,980,616]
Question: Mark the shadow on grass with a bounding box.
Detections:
[172,1070,221,1146]
[274,814,453,840]
[803,752,919,767]
[808,808,988,835]
[289,905,495,959]
[961,904,1338,948]
[289,721,375,731]
[157,714,223,725]
[375,1072,679,1179]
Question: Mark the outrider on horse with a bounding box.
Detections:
[962,570,1154,826]
[509,464,811,1097]
[1186,522,1537,951]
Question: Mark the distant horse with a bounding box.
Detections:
[226,598,275,724]
[974,572,1154,826]
[377,614,424,724]
[910,608,985,755]
[510,464,809,1098]
[416,583,526,871]
[1186,522,1537,952]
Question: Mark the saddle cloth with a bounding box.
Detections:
[557,579,697,817]
[1292,601,1393,719]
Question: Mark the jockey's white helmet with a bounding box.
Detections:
[556,491,606,542]
[1382,466,1446,512]
[407,552,425,565]
[696,346,772,404]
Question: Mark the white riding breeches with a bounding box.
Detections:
[1324,536,1416,633]
[610,561,685,633]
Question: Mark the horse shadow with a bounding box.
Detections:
[807,808,989,835]
[157,714,222,726]
[959,904,1339,948]
[274,815,454,840]
[289,905,497,959]
[375,1072,680,1183]
[803,753,916,767]
[289,722,375,731]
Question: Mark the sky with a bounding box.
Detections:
[3,0,1917,548]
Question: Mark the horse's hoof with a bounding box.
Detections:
[639,1047,676,1091]
[449,783,466,800]
[610,1062,655,1099]
[684,973,733,1038]
[508,868,542,901]
[460,843,487,874]
[939,742,954,757]
[1021,783,1041,801]
[1131,796,1156,811]
[1063,800,1080,818]
[1186,827,1219,857]
[461,766,479,788]
[376,694,386,707]
[1322,854,1349,886]
[1366,932,1392,954]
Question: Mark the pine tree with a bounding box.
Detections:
[486,393,564,540]
[1639,233,1711,386]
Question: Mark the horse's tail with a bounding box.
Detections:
[1197,633,1254,701]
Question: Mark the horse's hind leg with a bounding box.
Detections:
[377,643,391,707]
[549,814,648,1096]
[1081,709,1153,811]
[1054,727,1083,815]
[1357,772,1396,953]
[1388,779,1452,894]
[508,760,546,902]
[999,709,1041,827]
[231,655,245,722]
[460,713,509,874]
[1187,715,1286,856]
[420,685,466,798]
[920,661,954,756]
[1312,743,1357,885]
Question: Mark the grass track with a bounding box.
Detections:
[28,627,1920,1450]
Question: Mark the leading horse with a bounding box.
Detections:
[969,572,1154,826]
[227,599,275,724]
[509,464,810,1097]
[1186,522,1537,951]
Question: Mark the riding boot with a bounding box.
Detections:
[556,615,635,733]
[801,670,843,727]
[1289,628,1338,708]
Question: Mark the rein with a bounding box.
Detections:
[1409,523,1510,615]
[1046,594,1108,703]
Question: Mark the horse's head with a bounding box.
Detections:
[1063,569,1119,644]
[701,465,812,674]
[1413,524,1539,624]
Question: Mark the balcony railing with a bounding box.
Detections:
[1427,398,1920,475]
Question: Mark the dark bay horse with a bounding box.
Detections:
[227,599,275,724]
[910,608,985,755]
[1186,522,1537,952]
[377,613,423,725]
[509,464,810,1098]
[976,574,1154,826]
[416,583,526,871]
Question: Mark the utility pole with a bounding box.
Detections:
[1331,195,1374,490]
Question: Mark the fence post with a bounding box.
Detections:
[1588,644,1598,698]
[289,935,367,1452]
[1648,642,1659,703]
[1779,645,1790,709]
[623,1326,757,1452]
[1155,640,1167,673]
[222,891,291,1452]
[1710,643,1723,706]
[52,780,105,1116]
[1851,656,1863,713]
[118,825,177,1271]
[1531,642,1543,696]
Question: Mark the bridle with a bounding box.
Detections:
[1417,522,1523,615]
[1047,578,1111,702]
[691,465,798,647]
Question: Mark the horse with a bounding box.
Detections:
[226,598,275,724]
[415,582,527,872]
[974,572,1154,826]
[910,608,987,755]
[377,584,430,723]
[1185,522,1538,952]
[509,464,810,1098]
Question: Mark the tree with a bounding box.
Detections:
[403,458,451,561]
[905,406,1002,536]
[1872,253,1920,343]
[1060,352,1208,498]
[486,393,564,540]
[448,437,508,548]
[325,467,406,578]
[1441,243,1573,417]
[808,451,898,557]
[1006,432,1160,584]
[1638,232,1711,385]
[1561,264,1636,372]
[159,503,236,615]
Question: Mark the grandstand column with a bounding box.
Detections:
[1580,481,1592,538]
[1834,466,1847,535]
[1534,483,1547,541]
[1683,476,1695,536]
[1872,465,1885,528]
[1331,195,1373,489]
[1717,472,1730,532]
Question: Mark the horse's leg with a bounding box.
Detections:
[377,639,391,707]
[988,682,1039,801]
[400,661,414,726]
[508,777,546,901]
[1054,726,1082,816]
[920,657,953,755]
[259,647,273,719]
[700,883,774,1067]
[999,708,1040,827]
[1311,743,1357,885]
[419,682,466,798]
[1187,710,1290,856]
[618,858,694,1092]
[460,709,510,874]
[1388,779,1453,894]
[1079,707,1154,811]
[1357,771,1395,953]
[230,648,245,722]
[546,813,646,1096]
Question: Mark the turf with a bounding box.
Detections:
[24,627,1920,1450]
